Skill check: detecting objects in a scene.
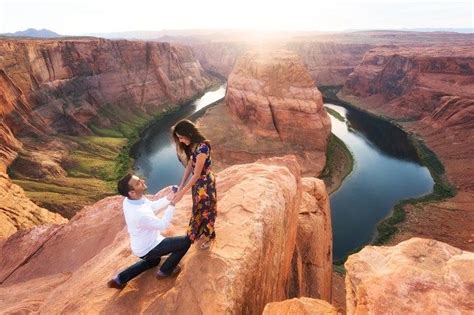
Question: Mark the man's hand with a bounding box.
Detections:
[165,191,175,201]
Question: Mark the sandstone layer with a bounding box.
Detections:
[0,38,213,236]
[290,178,332,301]
[339,44,474,252]
[199,50,331,176]
[0,172,66,239]
[262,297,338,315]
[0,156,333,315]
[345,237,474,314]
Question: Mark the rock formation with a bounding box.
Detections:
[0,172,66,239]
[339,44,474,252]
[290,178,332,301]
[345,238,474,314]
[340,45,474,121]
[197,50,331,176]
[0,38,213,237]
[0,156,333,315]
[262,297,338,315]
[226,50,331,147]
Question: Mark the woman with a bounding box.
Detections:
[171,119,217,250]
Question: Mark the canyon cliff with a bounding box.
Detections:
[0,39,212,142]
[190,31,471,86]
[339,44,474,253]
[0,38,214,236]
[0,156,333,314]
[196,50,331,176]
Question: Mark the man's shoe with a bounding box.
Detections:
[156,265,181,279]
[107,278,126,290]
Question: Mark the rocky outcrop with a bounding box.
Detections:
[290,178,332,301]
[0,38,214,236]
[0,156,333,314]
[0,172,66,239]
[345,238,474,314]
[226,50,331,151]
[263,297,338,315]
[198,50,331,176]
[339,44,474,252]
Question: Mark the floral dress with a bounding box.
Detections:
[187,142,217,242]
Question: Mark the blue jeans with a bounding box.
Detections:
[116,236,191,284]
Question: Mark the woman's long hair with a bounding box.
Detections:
[171,119,209,164]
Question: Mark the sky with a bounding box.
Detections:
[0,0,472,35]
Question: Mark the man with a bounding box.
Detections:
[107,174,191,290]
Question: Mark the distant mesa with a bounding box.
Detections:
[1,28,62,38]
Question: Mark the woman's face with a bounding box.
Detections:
[176,133,191,146]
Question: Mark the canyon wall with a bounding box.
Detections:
[0,38,212,143]
[286,42,373,86]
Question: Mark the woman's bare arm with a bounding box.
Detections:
[172,153,206,203]
[179,160,193,189]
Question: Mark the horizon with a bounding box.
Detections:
[1,0,472,35]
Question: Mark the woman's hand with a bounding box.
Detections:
[172,190,185,204]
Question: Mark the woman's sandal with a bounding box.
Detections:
[200,238,215,250]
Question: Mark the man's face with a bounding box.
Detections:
[128,175,147,199]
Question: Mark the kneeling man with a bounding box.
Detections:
[108,174,191,289]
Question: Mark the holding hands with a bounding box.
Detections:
[172,188,185,204]
[162,185,184,205]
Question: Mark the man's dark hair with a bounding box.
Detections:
[117,174,133,197]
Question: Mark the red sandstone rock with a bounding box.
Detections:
[0,38,212,140]
[345,238,474,314]
[340,45,474,121]
[263,297,338,315]
[290,178,332,301]
[214,50,331,176]
[0,172,66,239]
[0,156,333,314]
